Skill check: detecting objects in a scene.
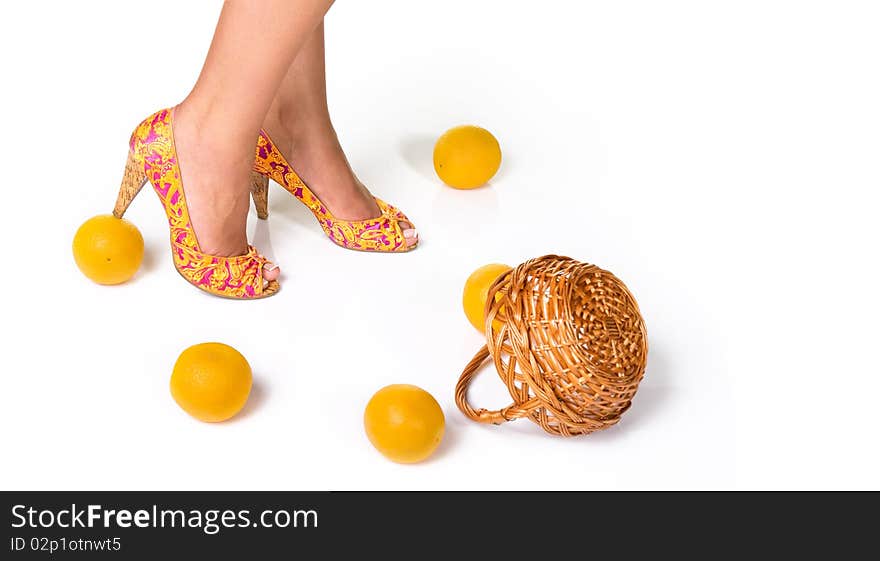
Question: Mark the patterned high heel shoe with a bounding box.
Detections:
[249,130,418,253]
[113,108,280,299]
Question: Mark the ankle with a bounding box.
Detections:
[176,100,260,163]
[266,103,332,145]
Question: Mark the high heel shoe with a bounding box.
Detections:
[250,130,418,253]
[113,108,280,299]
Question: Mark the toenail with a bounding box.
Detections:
[403,229,418,239]
[265,263,279,271]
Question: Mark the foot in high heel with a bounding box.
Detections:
[114,108,280,299]
[249,122,419,253]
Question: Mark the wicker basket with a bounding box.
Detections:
[455,255,648,436]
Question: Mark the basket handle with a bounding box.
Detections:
[455,345,540,425]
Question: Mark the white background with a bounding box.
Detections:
[1,1,878,490]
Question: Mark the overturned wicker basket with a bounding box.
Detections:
[455,255,648,436]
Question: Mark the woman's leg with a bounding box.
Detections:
[262,23,418,246]
[174,0,335,280]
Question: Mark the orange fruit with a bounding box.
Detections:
[170,343,252,423]
[462,263,512,333]
[72,214,144,285]
[364,384,445,464]
[433,125,502,189]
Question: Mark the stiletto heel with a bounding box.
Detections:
[252,131,418,253]
[112,150,147,219]
[250,172,269,220]
[123,108,279,299]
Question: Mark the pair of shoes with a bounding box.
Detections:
[112,108,418,299]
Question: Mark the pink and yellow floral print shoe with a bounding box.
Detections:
[112,108,279,299]
[249,130,418,253]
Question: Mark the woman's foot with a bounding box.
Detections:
[261,109,418,247]
[173,103,280,282]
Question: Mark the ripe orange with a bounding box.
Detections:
[170,343,252,423]
[462,263,512,333]
[433,125,502,189]
[72,215,144,285]
[364,384,445,464]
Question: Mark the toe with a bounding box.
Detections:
[263,262,281,282]
[399,221,419,247]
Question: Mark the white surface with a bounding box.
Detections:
[1,1,878,490]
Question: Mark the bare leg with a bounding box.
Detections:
[262,23,418,246]
[173,0,335,281]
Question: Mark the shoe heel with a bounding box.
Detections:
[113,151,147,218]
[250,172,269,220]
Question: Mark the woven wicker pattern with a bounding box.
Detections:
[455,255,648,436]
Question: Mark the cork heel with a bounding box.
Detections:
[113,151,147,219]
[250,172,269,220]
